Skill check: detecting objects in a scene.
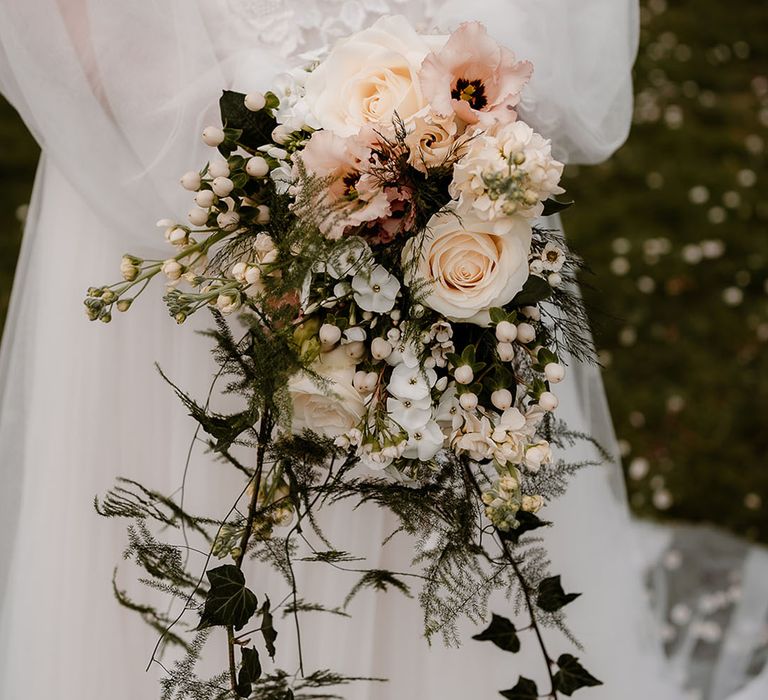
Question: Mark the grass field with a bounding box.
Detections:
[0,0,766,540]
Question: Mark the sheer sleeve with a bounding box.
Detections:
[0,0,287,247]
[438,0,640,164]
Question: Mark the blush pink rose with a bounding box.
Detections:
[419,22,533,129]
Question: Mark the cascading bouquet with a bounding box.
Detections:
[86,16,606,700]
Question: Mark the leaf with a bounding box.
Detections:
[500,676,539,699]
[197,565,258,632]
[235,646,262,698]
[553,654,603,696]
[511,276,552,307]
[542,198,574,216]
[259,597,278,660]
[499,511,550,543]
[218,90,278,154]
[536,575,581,613]
[472,614,520,653]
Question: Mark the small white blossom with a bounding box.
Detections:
[352,265,401,313]
[388,363,436,401]
[402,420,444,461]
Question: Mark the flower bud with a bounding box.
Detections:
[495,320,517,343]
[246,156,269,178]
[217,211,240,231]
[116,299,133,312]
[548,272,562,288]
[180,171,201,191]
[454,365,474,385]
[167,227,188,245]
[244,266,261,286]
[521,494,543,513]
[271,124,291,145]
[202,126,225,147]
[162,259,183,281]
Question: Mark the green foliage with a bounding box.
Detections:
[198,565,258,632]
[236,647,262,698]
[472,613,521,653]
[218,90,278,156]
[536,576,581,613]
[259,598,278,660]
[552,654,603,696]
[500,677,539,700]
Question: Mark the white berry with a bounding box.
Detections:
[454,365,474,385]
[517,323,536,344]
[187,208,209,226]
[548,272,562,287]
[194,190,215,208]
[202,126,225,147]
[371,337,393,360]
[208,159,230,178]
[459,393,478,410]
[246,156,269,178]
[491,389,513,410]
[497,342,514,362]
[272,124,291,145]
[211,177,234,197]
[319,324,342,348]
[521,306,541,321]
[539,392,559,411]
[544,362,565,383]
[495,320,518,343]
[244,92,266,111]
[180,171,201,191]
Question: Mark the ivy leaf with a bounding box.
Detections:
[472,614,520,653]
[536,575,581,613]
[197,565,258,632]
[259,597,278,660]
[542,198,574,216]
[235,646,262,698]
[500,676,539,699]
[218,90,278,155]
[511,276,552,308]
[553,654,603,695]
[499,511,551,544]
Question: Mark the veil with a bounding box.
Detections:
[2,1,763,698]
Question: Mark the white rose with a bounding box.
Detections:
[302,16,444,137]
[287,347,366,439]
[403,213,532,326]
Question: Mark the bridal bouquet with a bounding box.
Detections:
[87,16,604,700]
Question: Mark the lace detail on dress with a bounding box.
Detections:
[222,0,446,58]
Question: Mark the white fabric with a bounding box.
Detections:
[0,1,754,698]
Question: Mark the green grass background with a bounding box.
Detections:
[0,0,766,540]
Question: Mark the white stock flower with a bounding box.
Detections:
[403,213,531,326]
[452,413,495,461]
[402,420,445,461]
[450,120,564,220]
[300,16,443,136]
[287,347,366,439]
[351,265,401,313]
[387,362,436,401]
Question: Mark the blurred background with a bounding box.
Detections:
[3,0,764,541]
[0,1,766,696]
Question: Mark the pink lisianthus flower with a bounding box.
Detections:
[296,128,391,239]
[419,22,533,129]
[361,184,416,245]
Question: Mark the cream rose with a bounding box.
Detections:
[288,347,366,439]
[302,16,445,137]
[405,111,463,173]
[404,213,531,326]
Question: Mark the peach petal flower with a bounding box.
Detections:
[419,22,533,128]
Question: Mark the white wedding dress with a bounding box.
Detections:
[1,1,766,699]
